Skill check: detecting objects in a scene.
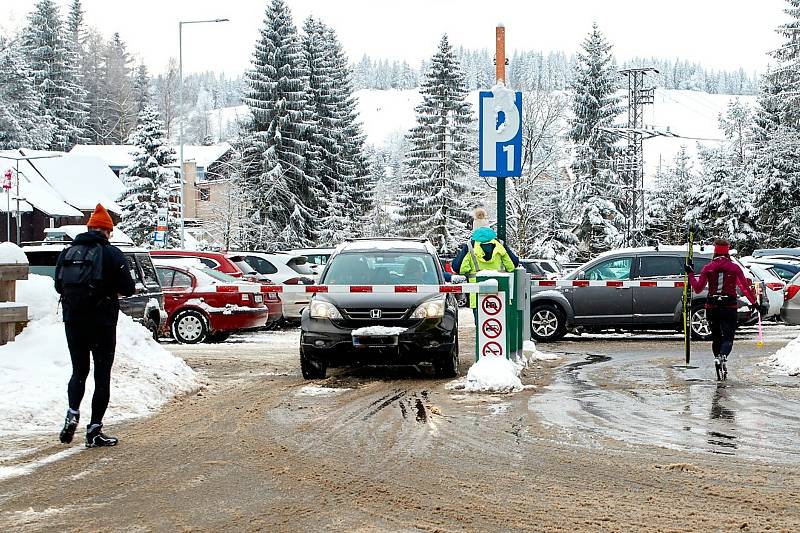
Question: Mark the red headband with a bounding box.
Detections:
[714,243,730,256]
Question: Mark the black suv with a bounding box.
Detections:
[300,238,459,379]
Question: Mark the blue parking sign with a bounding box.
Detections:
[478,90,523,177]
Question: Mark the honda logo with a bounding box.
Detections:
[370,309,382,319]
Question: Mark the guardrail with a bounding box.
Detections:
[220,281,500,294]
[532,280,686,288]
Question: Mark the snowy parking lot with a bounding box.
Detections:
[1,309,799,531]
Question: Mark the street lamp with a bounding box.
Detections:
[178,17,229,248]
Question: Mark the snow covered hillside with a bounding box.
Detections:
[209,88,751,188]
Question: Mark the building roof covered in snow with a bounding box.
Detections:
[69,143,233,178]
[0,149,124,216]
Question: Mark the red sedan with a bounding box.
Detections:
[151,249,282,325]
[154,262,271,344]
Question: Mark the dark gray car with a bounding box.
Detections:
[529,247,759,342]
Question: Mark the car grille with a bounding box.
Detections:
[339,307,410,327]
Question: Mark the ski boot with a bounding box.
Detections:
[59,409,80,444]
[714,357,722,381]
[85,423,118,448]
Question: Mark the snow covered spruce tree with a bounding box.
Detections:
[118,105,180,247]
[0,39,53,149]
[20,0,89,150]
[567,24,625,260]
[241,0,318,249]
[397,35,475,253]
[645,146,694,245]
[751,0,800,246]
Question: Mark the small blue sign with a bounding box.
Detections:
[478,90,523,177]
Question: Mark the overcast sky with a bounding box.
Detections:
[0,0,788,75]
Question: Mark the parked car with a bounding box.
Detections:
[742,257,800,282]
[150,249,282,325]
[300,238,459,379]
[530,259,564,278]
[781,273,800,325]
[752,248,800,259]
[153,260,270,343]
[520,259,553,280]
[289,247,334,276]
[231,252,316,323]
[529,246,759,342]
[741,261,785,319]
[23,237,166,339]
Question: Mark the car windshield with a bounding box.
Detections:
[323,252,439,285]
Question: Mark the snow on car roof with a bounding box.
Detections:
[595,245,723,259]
[338,239,431,253]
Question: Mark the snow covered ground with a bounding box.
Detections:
[763,336,800,376]
[0,275,200,464]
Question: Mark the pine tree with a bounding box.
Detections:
[567,24,625,259]
[645,146,694,244]
[243,0,316,247]
[21,0,89,150]
[118,105,180,247]
[397,35,475,254]
[0,38,53,149]
[769,0,800,127]
[132,63,151,115]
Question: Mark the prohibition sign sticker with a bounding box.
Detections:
[482,341,503,358]
[481,294,502,316]
[482,318,503,339]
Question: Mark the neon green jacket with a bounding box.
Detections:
[459,229,515,307]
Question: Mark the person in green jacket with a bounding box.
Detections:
[458,226,516,322]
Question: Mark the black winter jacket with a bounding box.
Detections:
[55,231,136,325]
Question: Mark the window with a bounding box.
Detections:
[125,254,143,284]
[287,257,314,275]
[305,254,329,266]
[172,271,193,288]
[638,256,684,278]
[323,252,439,285]
[198,188,210,201]
[136,254,160,286]
[156,268,174,287]
[583,257,632,281]
[243,256,278,275]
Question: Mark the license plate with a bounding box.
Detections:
[254,294,263,303]
[352,335,399,348]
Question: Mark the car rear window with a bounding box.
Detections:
[241,256,277,275]
[323,252,439,285]
[229,256,258,275]
[638,256,684,278]
[287,257,314,275]
[156,268,174,287]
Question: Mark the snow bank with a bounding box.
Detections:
[0,275,200,438]
[763,337,800,376]
[0,242,28,264]
[463,356,523,393]
[351,326,406,336]
[523,340,560,362]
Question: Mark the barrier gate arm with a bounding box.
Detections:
[225,280,501,295]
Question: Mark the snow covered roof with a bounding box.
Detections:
[69,143,232,171]
[0,149,124,216]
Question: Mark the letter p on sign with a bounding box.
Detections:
[478,88,522,177]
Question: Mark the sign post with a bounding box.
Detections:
[477,291,507,360]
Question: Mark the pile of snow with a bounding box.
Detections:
[351,326,407,336]
[763,337,800,376]
[296,386,351,397]
[0,242,28,264]
[523,340,560,362]
[463,356,524,393]
[0,275,200,438]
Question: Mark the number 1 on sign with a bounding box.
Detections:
[503,144,514,166]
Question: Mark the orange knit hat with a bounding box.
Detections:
[87,203,114,232]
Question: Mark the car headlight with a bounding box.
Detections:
[411,297,446,319]
[309,300,342,320]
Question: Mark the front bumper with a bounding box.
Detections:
[300,314,456,366]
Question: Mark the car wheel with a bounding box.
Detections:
[690,306,713,341]
[300,347,327,379]
[145,316,160,341]
[204,331,231,343]
[530,304,567,342]
[171,310,209,344]
[435,336,459,378]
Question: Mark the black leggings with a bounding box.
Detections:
[65,322,116,426]
[707,307,738,358]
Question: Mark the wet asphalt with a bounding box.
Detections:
[530,323,800,463]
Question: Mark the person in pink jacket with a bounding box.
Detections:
[685,239,757,378]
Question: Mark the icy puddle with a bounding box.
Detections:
[528,350,800,464]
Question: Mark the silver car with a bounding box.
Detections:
[780,273,800,325]
[529,246,759,342]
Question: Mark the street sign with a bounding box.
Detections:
[478,291,507,359]
[153,231,166,246]
[478,88,522,177]
[156,208,168,232]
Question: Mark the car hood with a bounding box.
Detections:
[313,292,440,309]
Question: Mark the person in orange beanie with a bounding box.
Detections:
[54,204,136,447]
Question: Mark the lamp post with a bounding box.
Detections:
[178,17,229,248]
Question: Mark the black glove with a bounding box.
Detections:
[684,261,694,274]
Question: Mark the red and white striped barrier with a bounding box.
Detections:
[532,280,685,288]
[216,280,500,295]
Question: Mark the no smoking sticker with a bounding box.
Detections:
[481,295,502,316]
[481,318,502,339]
[482,341,503,358]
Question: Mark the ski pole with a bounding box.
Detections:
[757,311,764,348]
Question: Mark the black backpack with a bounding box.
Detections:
[57,243,105,311]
